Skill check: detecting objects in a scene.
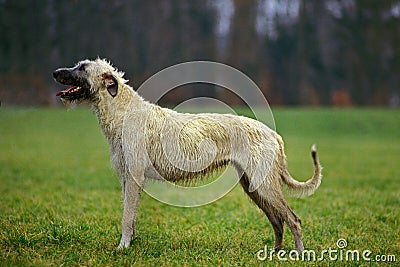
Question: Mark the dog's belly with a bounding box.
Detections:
[145,155,230,182]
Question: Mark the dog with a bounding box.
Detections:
[53,59,322,252]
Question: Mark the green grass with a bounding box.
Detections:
[1,107,399,266]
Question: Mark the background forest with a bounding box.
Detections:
[1,0,400,106]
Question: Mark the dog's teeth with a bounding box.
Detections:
[70,87,80,93]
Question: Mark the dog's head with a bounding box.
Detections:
[53,59,127,105]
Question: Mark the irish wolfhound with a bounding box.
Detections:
[53,59,322,252]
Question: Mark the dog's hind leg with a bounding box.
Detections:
[239,172,305,252]
[262,191,304,252]
[278,200,304,253]
[239,173,284,251]
[118,175,143,249]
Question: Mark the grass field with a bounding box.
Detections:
[1,107,399,266]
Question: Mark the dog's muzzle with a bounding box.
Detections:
[53,67,90,100]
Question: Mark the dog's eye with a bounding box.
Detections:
[78,64,86,71]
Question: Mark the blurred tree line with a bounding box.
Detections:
[0,0,399,106]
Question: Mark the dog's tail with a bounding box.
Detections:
[281,144,322,198]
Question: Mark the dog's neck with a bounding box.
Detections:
[92,83,148,145]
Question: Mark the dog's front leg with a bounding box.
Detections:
[118,176,142,249]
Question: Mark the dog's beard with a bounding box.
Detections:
[60,98,79,109]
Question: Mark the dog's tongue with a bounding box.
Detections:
[56,86,77,96]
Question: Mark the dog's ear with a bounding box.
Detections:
[102,73,118,97]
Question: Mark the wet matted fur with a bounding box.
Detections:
[53,59,322,252]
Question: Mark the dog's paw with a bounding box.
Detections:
[117,237,131,249]
[117,241,130,249]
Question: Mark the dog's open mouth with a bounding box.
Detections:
[56,84,89,100]
[56,85,83,99]
[55,81,90,101]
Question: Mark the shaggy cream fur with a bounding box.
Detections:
[53,59,322,252]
